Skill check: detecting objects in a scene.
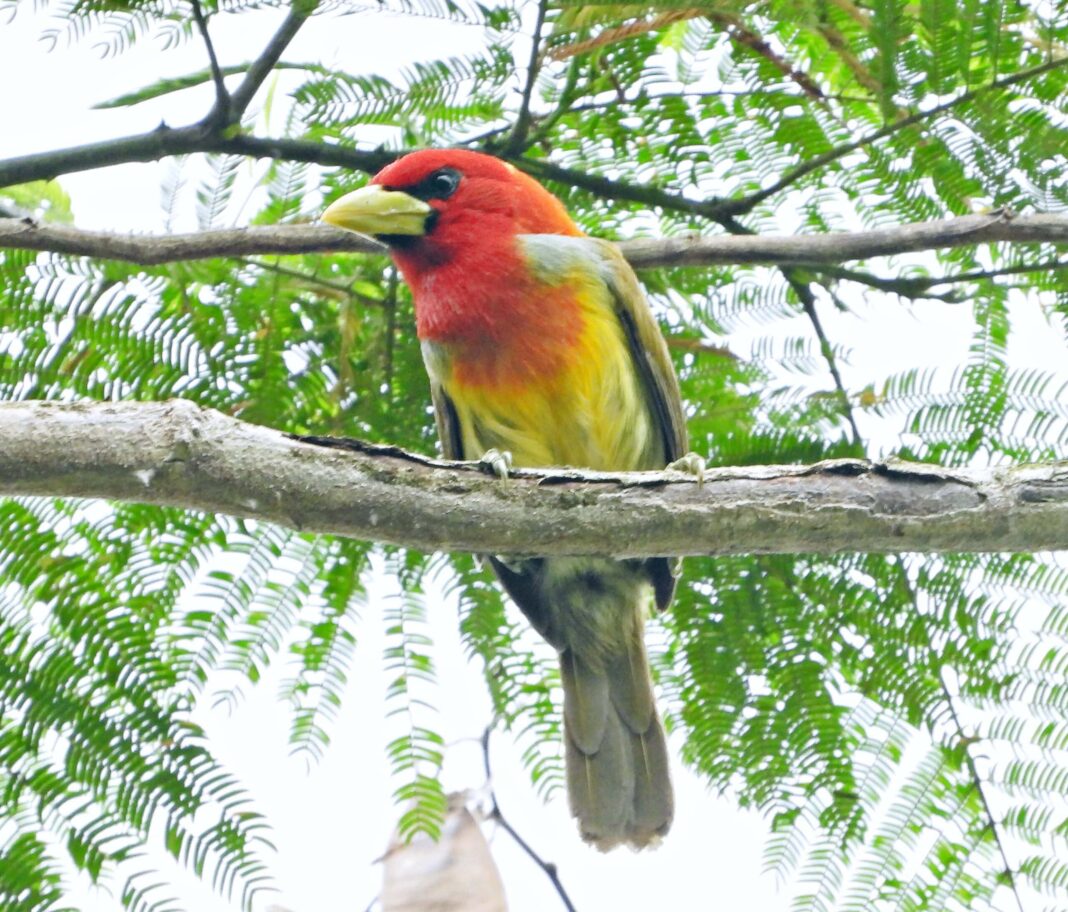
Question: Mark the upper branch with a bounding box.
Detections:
[4,210,1066,268]
[190,0,231,125]
[2,400,1067,557]
[229,1,318,120]
[503,0,549,155]
[0,124,217,188]
[0,128,392,190]
[0,2,321,190]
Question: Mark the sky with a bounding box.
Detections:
[2,4,1067,912]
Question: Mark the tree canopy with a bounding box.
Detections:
[2,1,1068,911]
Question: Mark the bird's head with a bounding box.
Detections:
[322,149,581,263]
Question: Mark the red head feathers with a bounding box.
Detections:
[371,148,581,242]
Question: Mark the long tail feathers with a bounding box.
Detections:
[559,630,673,851]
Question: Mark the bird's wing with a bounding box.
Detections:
[587,238,688,611]
[589,237,688,464]
[430,380,464,461]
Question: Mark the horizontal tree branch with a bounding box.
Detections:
[0,217,384,263]
[0,126,394,190]
[3,210,1067,269]
[2,400,1067,557]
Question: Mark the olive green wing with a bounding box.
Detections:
[592,237,688,465]
[592,238,689,611]
[430,381,465,461]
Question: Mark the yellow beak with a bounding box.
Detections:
[322,184,432,237]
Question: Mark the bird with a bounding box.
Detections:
[323,149,690,850]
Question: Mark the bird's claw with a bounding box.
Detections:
[478,448,513,480]
[667,451,706,487]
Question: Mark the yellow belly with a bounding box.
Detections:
[439,291,663,472]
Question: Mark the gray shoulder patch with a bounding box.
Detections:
[517,234,610,282]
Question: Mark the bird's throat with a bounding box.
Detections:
[399,248,584,391]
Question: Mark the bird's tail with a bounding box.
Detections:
[559,603,673,851]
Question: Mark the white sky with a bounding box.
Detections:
[2,4,1066,912]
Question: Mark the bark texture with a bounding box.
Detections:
[1,400,1067,557]
[2,210,1064,268]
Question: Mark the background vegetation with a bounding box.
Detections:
[2,1,1068,910]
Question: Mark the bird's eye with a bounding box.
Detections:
[410,168,461,201]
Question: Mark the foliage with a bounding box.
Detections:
[2,0,1068,910]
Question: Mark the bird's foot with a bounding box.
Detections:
[667,451,706,486]
[477,448,513,480]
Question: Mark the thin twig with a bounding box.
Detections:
[384,266,398,401]
[239,257,386,305]
[190,0,231,125]
[784,267,865,450]
[229,1,318,119]
[919,257,1068,288]
[938,673,1026,912]
[815,256,1068,299]
[241,256,351,293]
[708,11,826,102]
[815,21,882,96]
[480,726,577,912]
[811,264,963,302]
[477,83,870,149]
[891,560,1026,912]
[548,9,702,61]
[715,211,864,450]
[524,55,582,149]
[516,156,728,220]
[505,0,550,155]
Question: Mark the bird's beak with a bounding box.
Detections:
[322,184,432,237]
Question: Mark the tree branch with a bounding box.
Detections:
[0,1,336,192]
[3,54,1062,216]
[481,726,576,912]
[503,0,549,155]
[3,400,1067,557]
[516,156,727,220]
[191,0,231,125]
[938,671,1025,912]
[4,210,1067,268]
[0,124,398,189]
[783,267,865,449]
[0,124,212,188]
[0,218,384,263]
[228,2,318,119]
[619,211,1068,268]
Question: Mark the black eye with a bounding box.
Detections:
[408,168,461,201]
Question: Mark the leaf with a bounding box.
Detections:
[92,62,329,109]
